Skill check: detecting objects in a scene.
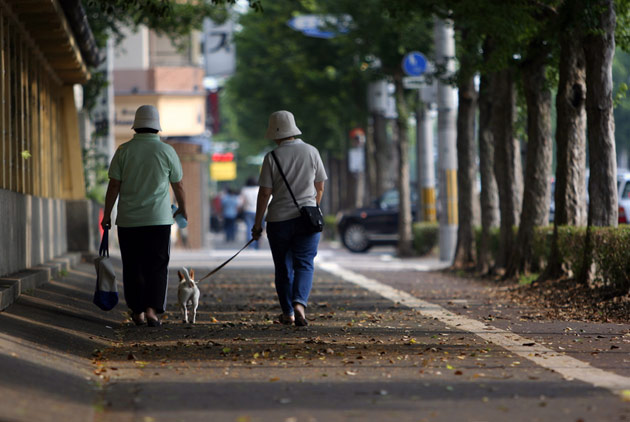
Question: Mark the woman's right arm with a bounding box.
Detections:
[314,181,325,205]
[252,187,272,240]
[101,178,121,230]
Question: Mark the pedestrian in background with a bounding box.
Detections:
[210,193,223,233]
[101,105,186,327]
[240,177,261,249]
[251,110,327,326]
[221,187,240,242]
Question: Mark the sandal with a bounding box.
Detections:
[278,314,295,325]
[145,307,161,327]
[294,313,308,327]
[147,317,161,327]
[131,312,145,326]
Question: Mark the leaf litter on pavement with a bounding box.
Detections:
[89,266,630,422]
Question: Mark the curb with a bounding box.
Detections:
[0,252,82,311]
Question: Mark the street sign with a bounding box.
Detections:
[402,52,427,77]
[403,76,426,89]
[287,14,351,39]
[421,81,438,104]
[210,162,237,181]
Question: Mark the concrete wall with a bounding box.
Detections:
[114,26,149,70]
[66,199,102,254]
[0,189,68,278]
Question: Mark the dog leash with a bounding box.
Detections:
[197,238,255,283]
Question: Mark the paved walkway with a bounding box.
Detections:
[0,243,628,421]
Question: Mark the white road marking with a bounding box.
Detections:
[318,261,630,395]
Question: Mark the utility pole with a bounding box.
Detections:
[416,93,436,223]
[434,18,458,262]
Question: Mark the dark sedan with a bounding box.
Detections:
[337,189,417,253]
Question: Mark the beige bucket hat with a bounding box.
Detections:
[132,105,162,131]
[265,110,302,140]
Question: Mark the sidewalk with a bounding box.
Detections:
[0,244,628,421]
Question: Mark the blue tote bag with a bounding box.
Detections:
[93,229,118,311]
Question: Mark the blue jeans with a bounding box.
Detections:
[266,217,320,316]
[224,217,237,242]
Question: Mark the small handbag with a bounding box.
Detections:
[271,151,324,233]
[93,229,119,311]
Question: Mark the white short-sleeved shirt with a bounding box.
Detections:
[258,139,327,222]
[240,186,258,213]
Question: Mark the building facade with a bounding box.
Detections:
[0,0,99,277]
[113,26,210,249]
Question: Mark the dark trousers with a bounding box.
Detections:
[118,225,171,314]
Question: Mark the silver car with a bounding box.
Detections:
[618,170,630,224]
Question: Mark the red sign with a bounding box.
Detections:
[212,152,234,162]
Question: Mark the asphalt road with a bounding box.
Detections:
[0,240,628,422]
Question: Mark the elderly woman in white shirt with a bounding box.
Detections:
[251,111,327,326]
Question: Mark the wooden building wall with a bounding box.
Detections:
[0,3,85,199]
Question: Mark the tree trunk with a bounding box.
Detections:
[491,68,523,269]
[453,73,477,268]
[394,73,413,257]
[580,0,617,286]
[477,64,499,274]
[544,28,587,280]
[584,0,617,228]
[365,115,378,201]
[505,44,553,278]
[373,113,393,199]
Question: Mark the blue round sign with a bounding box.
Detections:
[402,52,427,77]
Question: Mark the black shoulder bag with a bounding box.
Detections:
[271,151,324,233]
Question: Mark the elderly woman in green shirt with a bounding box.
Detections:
[101,105,186,327]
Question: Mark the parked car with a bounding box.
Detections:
[337,189,417,253]
[618,170,630,224]
[544,169,629,225]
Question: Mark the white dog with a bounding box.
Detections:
[177,267,200,324]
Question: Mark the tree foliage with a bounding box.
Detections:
[85,0,262,47]
[223,0,370,156]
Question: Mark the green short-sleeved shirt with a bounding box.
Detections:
[108,133,183,227]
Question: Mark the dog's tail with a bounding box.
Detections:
[181,267,195,287]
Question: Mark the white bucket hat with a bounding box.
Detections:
[132,105,162,131]
[265,110,302,140]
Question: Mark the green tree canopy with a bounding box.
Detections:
[223,0,369,156]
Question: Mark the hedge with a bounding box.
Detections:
[412,222,439,256]
[332,215,629,292]
[472,225,630,292]
[323,215,338,241]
